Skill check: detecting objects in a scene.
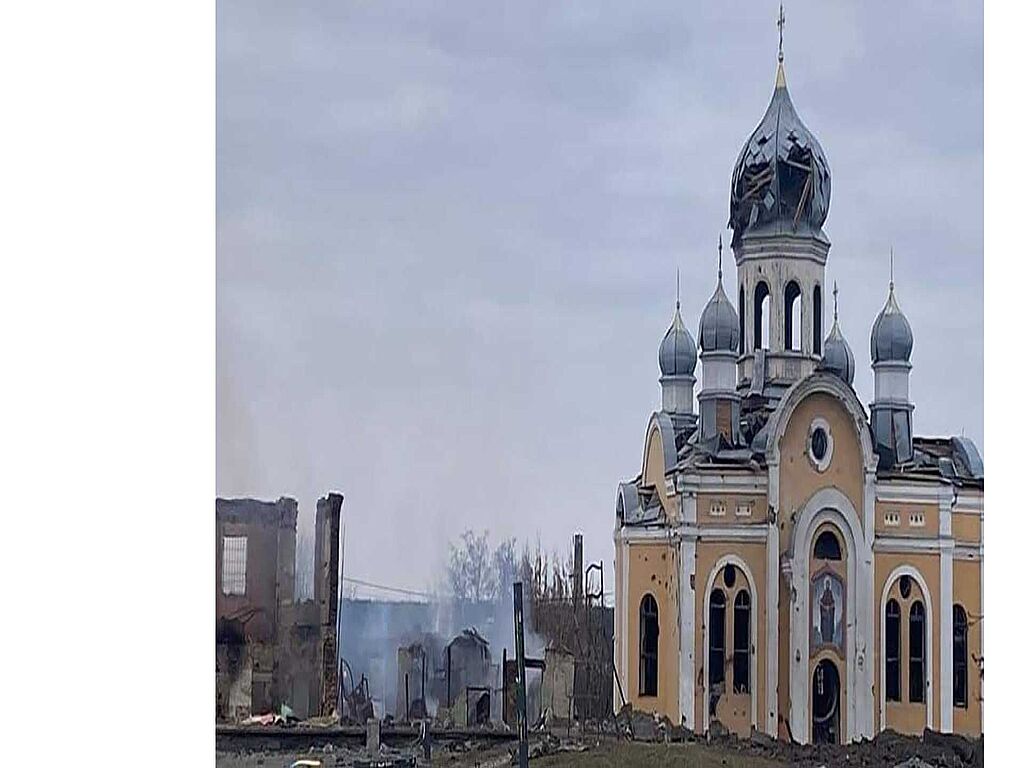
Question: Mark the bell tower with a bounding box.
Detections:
[728,13,832,402]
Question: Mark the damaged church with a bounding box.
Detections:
[612,25,983,746]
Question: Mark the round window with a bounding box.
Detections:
[807,418,833,472]
[724,564,736,588]
[811,428,828,462]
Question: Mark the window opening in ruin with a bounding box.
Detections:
[733,589,750,693]
[739,285,746,354]
[813,530,841,561]
[709,588,726,687]
[785,280,802,351]
[639,593,659,696]
[222,536,247,595]
[953,604,968,708]
[754,281,770,350]
[813,284,822,354]
[886,599,901,701]
[909,600,926,703]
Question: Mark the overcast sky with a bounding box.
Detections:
[217,1,982,594]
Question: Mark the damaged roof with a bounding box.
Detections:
[880,436,984,487]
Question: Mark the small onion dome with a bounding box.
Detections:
[729,62,831,238]
[821,319,855,385]
[699,277,740,354]
[659,304,697,376]
[870,283,914,363]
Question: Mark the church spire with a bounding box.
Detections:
[717,233,723,281]
[777,2,785,63]
[775,2,787,88]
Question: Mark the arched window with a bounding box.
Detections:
[909,600,926,703]
[784,280,802,351]
[813,530,842,561]
[953,604,968,709]
[709,588,726,686]
[754,281,770,350]
[739,285,746,354]
[885,599,901,701]
[639,594,659,696]
[733,589,750,693]
[813,284,822,355]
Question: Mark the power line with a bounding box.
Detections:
[343,575,435,599]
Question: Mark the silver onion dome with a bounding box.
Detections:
[870,282,914,364]
[820,285,855,385]
[659,304,697,377]
[699,276,740,354]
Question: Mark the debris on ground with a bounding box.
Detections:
[504,732,588,763]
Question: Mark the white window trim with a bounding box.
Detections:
[807,417,834,472]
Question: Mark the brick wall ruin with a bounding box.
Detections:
[215,493,342,721]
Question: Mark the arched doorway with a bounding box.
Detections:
[812,659,841,744]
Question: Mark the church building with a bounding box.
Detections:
[611,23,983,744]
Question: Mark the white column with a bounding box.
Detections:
[858,468,877,739]
[679,485,697,729]
[766,460,780,736]
[939,490,954,732]
[680,535,696,729]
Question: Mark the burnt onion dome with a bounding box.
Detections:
[729,62,831,239]
[870,283,914,364]
[659,303,697,377]
[699,276,740,354]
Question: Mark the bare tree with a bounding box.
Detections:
[492,536,518,604]
[447,529,497,601]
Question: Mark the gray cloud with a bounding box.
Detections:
[217,0,982,588]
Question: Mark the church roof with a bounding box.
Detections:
[871,283,914,364]
[729,62,831,240]
[659,304,697,376]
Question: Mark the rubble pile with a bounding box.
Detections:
[708,726,982,768]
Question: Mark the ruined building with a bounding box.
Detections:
[215,493,342,721]
[613,24,983,745]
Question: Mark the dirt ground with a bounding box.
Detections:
[215,726,982,767]
[216,740,787,768]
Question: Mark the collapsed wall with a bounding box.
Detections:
[215,493,341,721]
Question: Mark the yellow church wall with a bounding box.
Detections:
[643,425,677,517]
[697,493,767,525]
[693,540,767,735]
[626,541,680,720]
[777,393,864,555]
[952,513,982,545]
[953,558,983,736]
[874,552,940,735]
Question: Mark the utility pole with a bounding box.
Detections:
[513,581,528,768]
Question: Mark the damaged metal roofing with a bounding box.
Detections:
[729,62,831,239]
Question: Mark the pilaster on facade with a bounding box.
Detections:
[766,458,781,737]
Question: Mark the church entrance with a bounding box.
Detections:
[812,659,840,744]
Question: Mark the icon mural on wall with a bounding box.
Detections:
[811,570,844,653]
